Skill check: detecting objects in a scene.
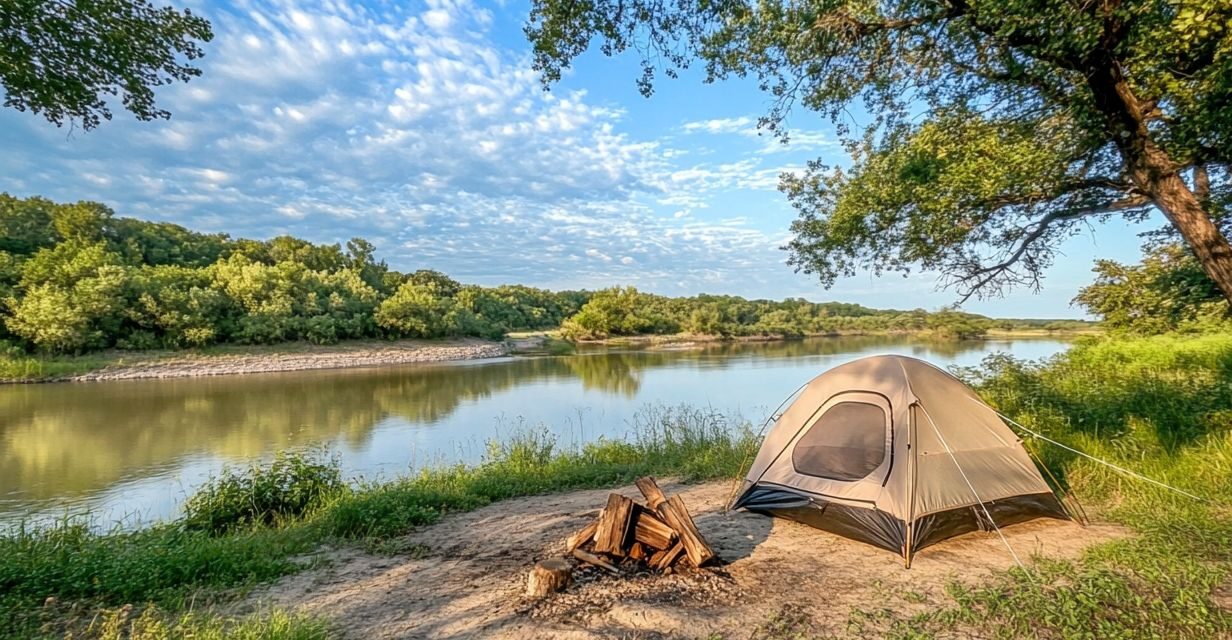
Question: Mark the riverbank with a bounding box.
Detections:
[3,329,1091,383]
[245,479,1126,639]
[2,334,1229,639]
[0,338,508,383]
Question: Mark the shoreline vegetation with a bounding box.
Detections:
[0,328,1092,383]
[0,195,1095,383]
[2,333,1230,638]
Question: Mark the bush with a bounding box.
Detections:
[183,450,344,534]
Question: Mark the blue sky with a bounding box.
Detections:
[0,0,1157,318]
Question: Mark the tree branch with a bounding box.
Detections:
[953,193,1152,303]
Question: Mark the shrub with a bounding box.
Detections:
[183,450,344,534]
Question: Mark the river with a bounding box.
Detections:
[0,336,1071,528]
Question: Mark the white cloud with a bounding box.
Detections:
[0,0,823,300]
[682,115,837,155]
[681,116,754,134]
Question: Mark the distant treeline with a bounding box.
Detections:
[0,195,1089,355]
[0,195,586,354]
[558,287,1089,340]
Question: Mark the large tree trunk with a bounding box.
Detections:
[1090,65,1232,306]
[1140,168,1232,304]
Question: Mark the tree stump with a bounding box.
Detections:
[526,558,573,596]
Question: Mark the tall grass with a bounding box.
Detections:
[322,405,756,538]
[183,450,344,533]
[958,333,1232,500]
[47,604,329,640]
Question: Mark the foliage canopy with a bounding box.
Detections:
[0,0,212,128]
[526,0,1232,303]
[0,194,1068,357]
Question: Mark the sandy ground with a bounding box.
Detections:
[63,339,508,382]
[244,480,1127,639]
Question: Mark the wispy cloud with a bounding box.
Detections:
[0,0,807,297]
[681,116,754,134]
[680,115,837,155]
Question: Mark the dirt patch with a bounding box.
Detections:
[63,339,508,382]
[245,481,1127,639]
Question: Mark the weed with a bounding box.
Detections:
[183,449,344,534]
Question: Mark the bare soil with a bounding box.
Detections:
[245,480,1126,639]
[64,338,508,382]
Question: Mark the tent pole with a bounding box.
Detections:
[904,403,918,570]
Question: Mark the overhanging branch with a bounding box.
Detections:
[953,193,1152,303]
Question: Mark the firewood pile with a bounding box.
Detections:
[568,477,716,574]
[527,477,719,597]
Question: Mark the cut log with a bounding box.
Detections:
[656,495,716,567]
[594,493,635,556]
[648,549,667,567]
[527,558,572,596]
[631,505,676,550]
[628,541,647,561]
[572,549,620,574]
[656,541,686,569]
[566,520,599,553]
[635,476,669,510]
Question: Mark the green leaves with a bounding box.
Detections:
[0,0,213,128]
[1075,244,1230,334]
[526,0,1232,303]
[784,110,1123,300]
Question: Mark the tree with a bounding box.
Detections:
[1075,243,1228,333]
[375,281,455,338]
[526,0,1232,304]
[5,243,129,352]
[0,0,212,129]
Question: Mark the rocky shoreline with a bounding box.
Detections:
[59,339,510,383]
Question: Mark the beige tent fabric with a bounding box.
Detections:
[740,355,1053,522]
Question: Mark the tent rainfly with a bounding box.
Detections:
[730,355,1071,567]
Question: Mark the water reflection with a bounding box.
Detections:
[0,336,1069,524]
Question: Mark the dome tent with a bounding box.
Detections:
[730,355,1070,567]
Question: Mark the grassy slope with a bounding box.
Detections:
[2,335,1229,638]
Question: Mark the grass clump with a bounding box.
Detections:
[0,351,111,381]
[183,450,344,534]
[59,604,329,640]
[0,520,318,637]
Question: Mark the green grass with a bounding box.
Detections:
[47,604,330,640]
[0,352,114,381]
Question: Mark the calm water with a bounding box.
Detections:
[0,336,1070,528]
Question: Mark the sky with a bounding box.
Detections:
[0,0,1160,318]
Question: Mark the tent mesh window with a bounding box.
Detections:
[791,401,887,481]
